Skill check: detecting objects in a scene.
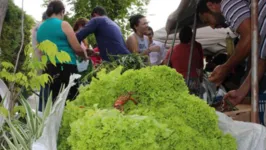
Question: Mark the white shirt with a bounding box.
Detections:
[149,40,166,65]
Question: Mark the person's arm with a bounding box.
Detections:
[126,35,139,53]
[126,35,160,54]
[209,18,252,85]
[224,58,266,105]
[144,45,160,55]
[224,18,252,70]
[222,0,252,69]
[209,1,253,85]
[240,58,265,96]
[76,18,98,42]
[61,21,89,58]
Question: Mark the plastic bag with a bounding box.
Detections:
[201,74,227,105]
[77,60,89,73]
[217,112,266,150]
[32,74,81,150]
[0,79,11,126]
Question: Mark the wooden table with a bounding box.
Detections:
[223,104,251,122]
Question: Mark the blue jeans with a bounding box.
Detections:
[39,85,50,111]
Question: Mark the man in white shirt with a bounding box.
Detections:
[146,26,166,65]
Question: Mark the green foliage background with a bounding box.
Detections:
[65,0,150,46]
[0,0,34,72]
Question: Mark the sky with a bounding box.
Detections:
[14,0,180,31]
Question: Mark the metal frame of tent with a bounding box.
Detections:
[166,0,259,123]
[250,0,259,123]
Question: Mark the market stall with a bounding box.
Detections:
[156,0,263,124]
[1,1,266,150]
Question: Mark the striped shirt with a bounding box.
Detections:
[221,0,266,58]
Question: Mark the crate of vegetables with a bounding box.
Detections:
[223,104,251,122]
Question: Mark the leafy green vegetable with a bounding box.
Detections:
[59,66,237,150]
[81,53,149,83]
[67,107,172,150]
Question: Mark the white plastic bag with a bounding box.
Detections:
[32,74,81,150]
[77,60,89,73]
[0,79,11,126]
[217,112,266,150]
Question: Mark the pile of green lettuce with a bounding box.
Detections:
[58,66,236,150]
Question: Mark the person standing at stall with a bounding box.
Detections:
[76,6,130,61]
[163,26,204,96]
[198,0,266,106]
[37,1,91,110]
[145,26,166,65]
[126,14,160,55]
[73,18,93,73]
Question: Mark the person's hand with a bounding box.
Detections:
[149,45,160,53]
[91,52,100,57]
[208,65,229,86]
[86,49,95,56]
[223,89,245,107]
[82,50,90,60]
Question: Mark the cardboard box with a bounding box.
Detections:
[223,104,251,122]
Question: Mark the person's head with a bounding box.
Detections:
[42,12,48,21]
[146,26,154,41]
[73,18,89,32]
[198,0,228,29]
[91,6,107,18]
[179,26,192,44]
[46,1,65,19]
[129,14,148,34]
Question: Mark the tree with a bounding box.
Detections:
[42,0,55,7]
[66,0,150,45]
[0,0,8,37]
[0,0,34,72]
[0,0,34,111]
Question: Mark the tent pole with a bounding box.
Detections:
[186,10,198,84]
[165,34,169,47]
[251,0,259,123]
[167,20,179,66]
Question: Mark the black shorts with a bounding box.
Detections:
[43,63,79,102]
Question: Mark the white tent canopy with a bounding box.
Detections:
[154,27,235,55]
[153,0,236,55]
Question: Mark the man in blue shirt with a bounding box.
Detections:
[76,6,130,61]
